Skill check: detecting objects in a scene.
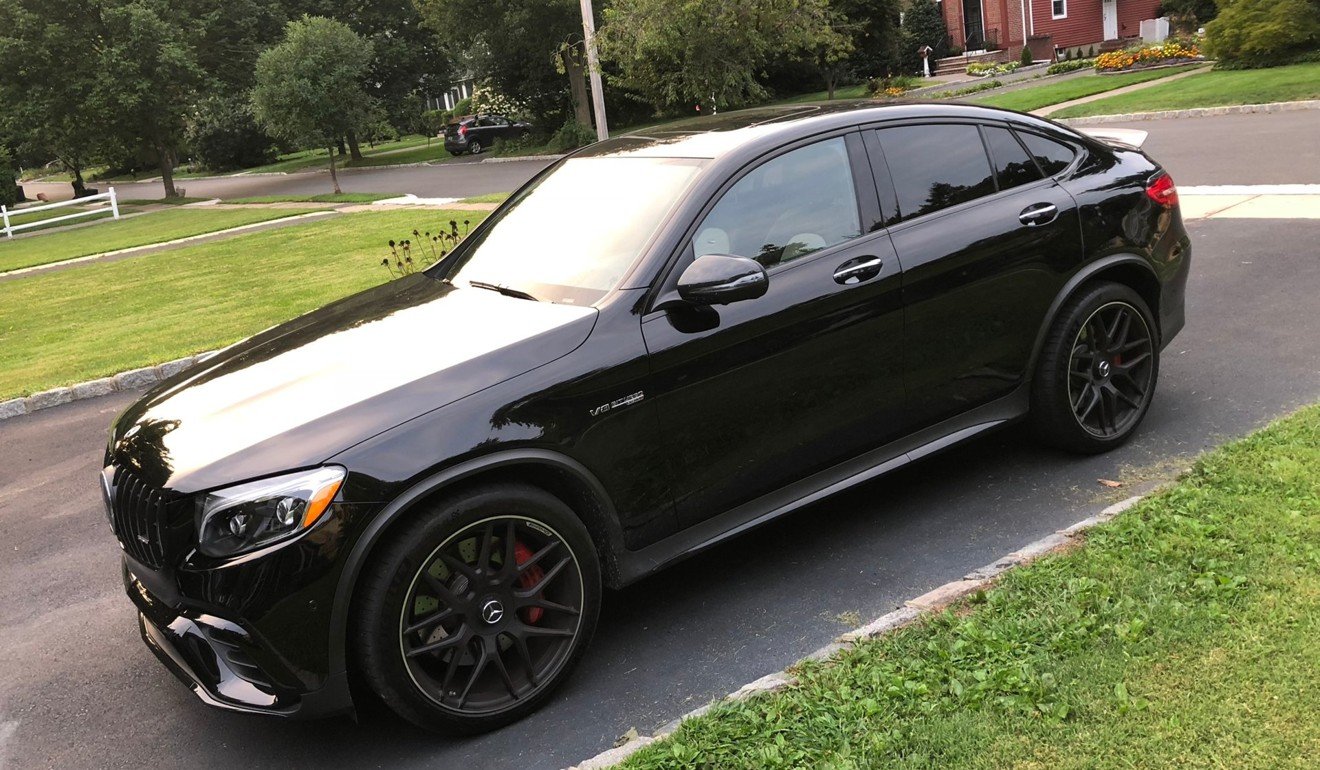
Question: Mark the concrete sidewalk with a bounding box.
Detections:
[1180,185,1320,220]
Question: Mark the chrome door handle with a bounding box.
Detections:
[1019,203,1059,226]
[833,256,884,285]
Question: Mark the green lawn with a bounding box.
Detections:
[233,134,455,174]
[623,406,1320,769]
[3,204,138,232]
[224,192,400,204]
[774,83,873,104]
[974,64,1204,112]
[0,207,317,274]
[458,193,511,205]
[1051,61,1320,118]
[0,209,487,399]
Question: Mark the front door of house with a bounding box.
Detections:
[1103,0,1119,40]
[962,0,985,51]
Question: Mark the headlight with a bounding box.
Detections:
[196,467,345,558]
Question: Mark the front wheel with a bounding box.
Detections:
[468,141,483,155]
[353,483,601,733]
[1030,282,1159,454]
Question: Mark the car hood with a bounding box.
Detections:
[109,274,597,493]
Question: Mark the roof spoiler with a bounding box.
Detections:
[1075,126,1149,149]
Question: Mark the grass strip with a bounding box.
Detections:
[0,209,487,399]
[1051,61,1320,118]
[974,64,1203,112]
[623,405,1320,769]
[458,193,511,205]
[224,193,400,204]
[0,207,319,274]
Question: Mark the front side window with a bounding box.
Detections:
[1052,0,1067,18]
[440,156,704,303]
[692,137,861,269]
[877,124,996,222]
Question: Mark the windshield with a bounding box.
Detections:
[437,156,705,304]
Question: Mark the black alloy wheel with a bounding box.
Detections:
[1067,301,1155,438]
[1031,281,1159,453]
[354,483,600,733]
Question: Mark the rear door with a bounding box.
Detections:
[866,120,1084,428]
[641,133,909,527]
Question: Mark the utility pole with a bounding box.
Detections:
[579,0,609,140]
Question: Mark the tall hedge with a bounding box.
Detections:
[0,148,20,208]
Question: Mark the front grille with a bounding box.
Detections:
[108,466,186,569]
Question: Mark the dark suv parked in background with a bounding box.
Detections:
[444,114,532,155]
[106,102,1189,734]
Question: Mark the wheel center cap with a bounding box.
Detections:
[1097,360,1112,378]
[480,598,505,625]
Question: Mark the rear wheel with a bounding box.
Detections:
[469,141,483,155]
[1030,282,1159,453]
[354,483,600,733]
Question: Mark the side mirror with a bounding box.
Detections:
[676,254,769,306]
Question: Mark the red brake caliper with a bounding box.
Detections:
[514,542,544,624]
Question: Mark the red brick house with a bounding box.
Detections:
[934,0,1163,60]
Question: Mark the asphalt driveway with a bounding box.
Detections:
[2,216,1318,769]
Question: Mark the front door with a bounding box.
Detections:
[963,0,986,51]
[1103,0,1119,40]
[641,134,908,527]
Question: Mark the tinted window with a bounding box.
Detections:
[694,137,860,269]
[877,124,996,222]
[983,125,1043,191]
[1016,130,1076,176]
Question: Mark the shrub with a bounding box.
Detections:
[1095,40,1202,71]
[926,79,1004,99]
[548,120,597,153]
[1205,0,1320,68]
[1021,46,1034,65]
[1046,58,1096,74]
[901,0,951,73]
[187,96,279,171]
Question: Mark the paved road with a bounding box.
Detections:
[2,216,1318,769]
[20,110,1320,207]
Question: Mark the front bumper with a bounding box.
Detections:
[124,556,353,719]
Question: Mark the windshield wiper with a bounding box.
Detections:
[467,280,540,302]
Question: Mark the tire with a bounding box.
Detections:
[1030,281,1159,454]
[449,151,463,157]
[469,141,483,155]
[353,483,601,734]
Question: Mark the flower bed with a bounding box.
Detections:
[1096,41,1202,72]
[967,61,1020,77]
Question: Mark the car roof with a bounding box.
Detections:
[579,100,1064,161]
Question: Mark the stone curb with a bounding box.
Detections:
[565,493,1151,769]
[1057,99,1320,125]
[0,351,219,423]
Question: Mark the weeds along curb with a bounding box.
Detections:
[0,351,220,422]
[1057,98,1320,125]
[566,494,1151,770]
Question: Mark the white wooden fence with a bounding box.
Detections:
[2,187,120,238]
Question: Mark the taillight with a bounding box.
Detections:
[458,123,468,137]
[1146,173,1178,209]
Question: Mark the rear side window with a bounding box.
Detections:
[876,124,996,222]
[1016,130,1076,176]
[983,125,1043,191]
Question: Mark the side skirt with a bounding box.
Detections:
[613,385,1031,585]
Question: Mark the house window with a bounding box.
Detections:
[1052,0,1067,19]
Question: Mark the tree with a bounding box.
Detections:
[900,0,949,74]
[600,0,842,112]
[1205,0,1320,68]
[252,16,376,193]
[834,0,904,80]
[187,95,279,170]
[416,0,590,129]
[90,1,205,199]
[1156,0,1219,27]
[0,0,109,197]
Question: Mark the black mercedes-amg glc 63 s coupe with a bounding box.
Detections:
[104,102,1189,733]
